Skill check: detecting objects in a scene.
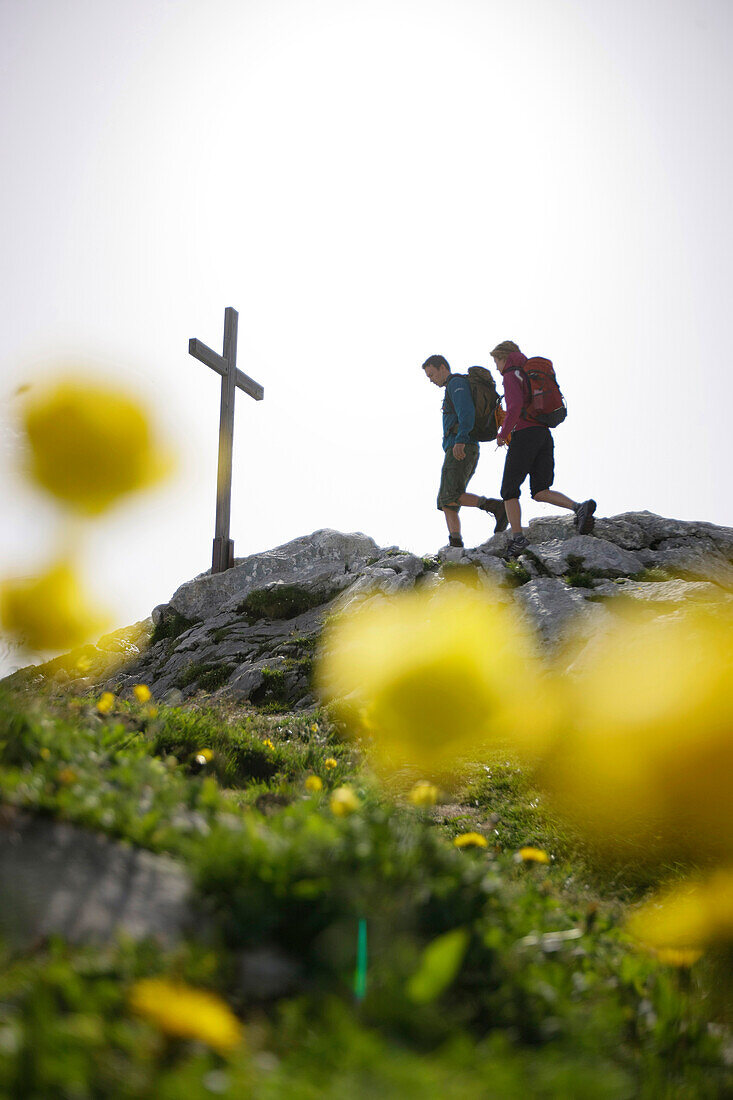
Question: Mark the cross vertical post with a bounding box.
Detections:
[188,307,265,574]
[213,307,237,573]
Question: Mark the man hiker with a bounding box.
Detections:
[491,340,596,558]
[422,354,507,549]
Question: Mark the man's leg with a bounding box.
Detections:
[437,444,481,548]
[443,506,461,536]
[456,492,508,533]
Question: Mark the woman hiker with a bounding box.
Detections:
[491,340,597,559]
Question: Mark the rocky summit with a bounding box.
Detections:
[16,514,733,708]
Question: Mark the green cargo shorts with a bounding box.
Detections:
[436,443,480,510]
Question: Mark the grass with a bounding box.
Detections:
[237,584,341,623]
[0,685,729,1098]
[149,609,194,647]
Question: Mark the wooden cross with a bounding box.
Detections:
[189,307,264,574]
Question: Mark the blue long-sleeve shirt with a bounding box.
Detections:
[442,374,475,451]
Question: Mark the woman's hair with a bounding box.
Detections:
[490,340,521,360]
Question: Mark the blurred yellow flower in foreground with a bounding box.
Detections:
[654,948,703,968]
[540,603,733,860]
[97,692,115,715]
[454,832,488,849]
[317,585,558,782]
[129,978,242,1051]
[330,785,360,816]
[133,684,151,703]
[305,775,323,793]
[516,847,550,864]
[0,561,108,652]
[627,868,733,951]
[20,376,172,514]
[408,780,440,808]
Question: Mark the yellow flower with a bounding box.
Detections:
[97,692,115,715]
[654,948,703,968]
[627,868,733,950]
[408,780,440,808]
[144,705,159,719]
[133,684,151,703]
[129,978,242,1051]
[330,785,360,816]
[324,757,338,770]
[540,602,733,860]
[453,832,488,848]
[20,375,172,514]
[195,748,213,766]
[262,738,275,750]
[56,767,77,786]
[305,775,323,793]
[516,847,550,864]
[317,585,558,782]
[0,561,108,653]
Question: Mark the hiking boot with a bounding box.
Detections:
[448,534,464,549]
[504,533,529,559]
[574,499,597,535]
[479,496,509,534]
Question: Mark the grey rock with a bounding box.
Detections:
[237,947,302,999]
[592,578,731,605]
[638,547,733,590]
[513,578,609,646]
[161,687,184,705]
[0,812,201,948]
[151,603,167,626]
[77,518,733,704]
[591,517,650,550]
[620,511,733,549]
[227,663,268,700]
[438,546,469,564]
[463,551,511,584]
[370,552,426,578]
[528,536,644,578]
[525,515,578,543]
[169,529,380,622]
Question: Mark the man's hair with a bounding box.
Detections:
[422,354,450,372]
[490,340,521,359]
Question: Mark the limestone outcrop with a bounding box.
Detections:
[11,514,733,709]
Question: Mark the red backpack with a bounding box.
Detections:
[519,357,567,428]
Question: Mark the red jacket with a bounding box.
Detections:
[497,352,537,442]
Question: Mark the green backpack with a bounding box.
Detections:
[444,366,502,442]
[465,365,502,442]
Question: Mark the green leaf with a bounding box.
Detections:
[406,928,470,1004]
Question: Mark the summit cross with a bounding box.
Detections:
[189,306,264,574]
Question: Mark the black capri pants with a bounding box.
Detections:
[501,426,554,501]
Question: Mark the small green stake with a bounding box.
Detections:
[354,918,368,1002]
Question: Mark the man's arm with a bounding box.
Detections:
[447,376,475,445]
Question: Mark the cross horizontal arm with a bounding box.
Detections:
[188,337,264,401]
[189,337,225,373]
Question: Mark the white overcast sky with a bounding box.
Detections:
[1,0,732,670]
